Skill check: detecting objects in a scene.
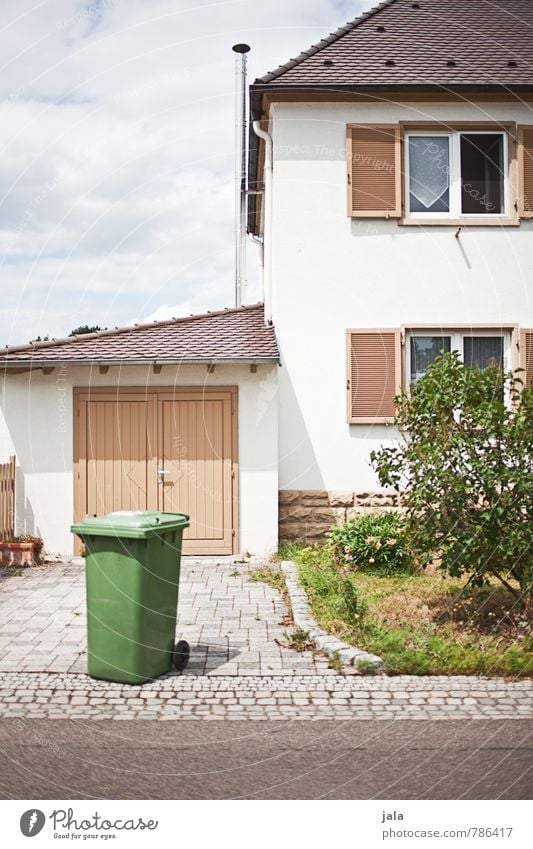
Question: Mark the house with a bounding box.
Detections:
[1,0,533,556]
[247,0,533,542]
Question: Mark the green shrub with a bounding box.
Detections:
[327,513,414,575]
[371,352,533,604]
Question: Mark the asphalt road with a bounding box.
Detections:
[0,719,531,800]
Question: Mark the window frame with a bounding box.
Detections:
[399,121,518,226]
[405,129,509,220]
[404,327,516,392]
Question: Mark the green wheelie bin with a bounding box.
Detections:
[71,510,190,684]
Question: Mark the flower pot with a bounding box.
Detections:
[0,540,41,567]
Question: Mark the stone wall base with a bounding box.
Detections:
[279,489,400,545]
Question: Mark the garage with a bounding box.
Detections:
[0,304,279,557]
[73,387,238,555]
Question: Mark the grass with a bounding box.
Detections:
[291,545,532,678]
[248,567,286,594]
[248,566,293,629]
[270,542,304,564]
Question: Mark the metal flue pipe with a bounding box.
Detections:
[232,43,250,308]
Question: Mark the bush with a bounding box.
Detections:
[327,513,414,575]
[371,352,533,605]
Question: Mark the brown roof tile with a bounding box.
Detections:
[255,0,533,88]
[0,304,279,365]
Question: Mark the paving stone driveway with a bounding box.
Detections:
[0,559,333,677]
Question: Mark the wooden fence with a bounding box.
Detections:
[0,456,15,540]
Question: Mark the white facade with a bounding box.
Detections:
[0,363,278,557]
[266,99,533,492]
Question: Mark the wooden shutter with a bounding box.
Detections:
[346,329,402,423]
[347,124,402,218]
[520,329,533,389]
[518,126,533,218]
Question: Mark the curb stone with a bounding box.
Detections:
[280,560,382,671]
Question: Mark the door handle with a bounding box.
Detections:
[157,466,169,485]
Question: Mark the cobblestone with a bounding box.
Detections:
[0,671,530,720]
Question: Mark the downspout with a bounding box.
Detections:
[252,120,273,324]
[248,233,264,302]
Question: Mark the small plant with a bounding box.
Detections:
[328,513,414,575]
[328,651,343,673]
[284,627,314,652]
[356,658,378,675]
[341,577,367,624]
[229,569,240,578]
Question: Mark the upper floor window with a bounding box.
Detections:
[346,122,533,224]
[406,131,506,218]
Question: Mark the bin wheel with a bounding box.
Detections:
[173,640,190,672]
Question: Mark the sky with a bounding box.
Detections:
[0,0,364,345]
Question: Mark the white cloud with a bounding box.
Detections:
[0,0,367,345]
[135,301,211,324]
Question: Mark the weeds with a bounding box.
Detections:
[283,627,314,652]
[248,567,286,593]
[328,651,343,673]
[356,658,378,675]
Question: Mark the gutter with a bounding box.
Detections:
[0,357,280,370]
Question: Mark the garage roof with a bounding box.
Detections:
[0,303,279,366]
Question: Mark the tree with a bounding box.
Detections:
[69,325,101,336]
[371,352,533,606]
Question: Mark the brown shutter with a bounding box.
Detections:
[346,329,402,424]
[518,126,533,218]
[347,124,402,218]
[520,329,533,389]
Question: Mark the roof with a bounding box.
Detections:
[255,0,533,88]
[0,303,279,366]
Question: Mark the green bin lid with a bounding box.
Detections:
[71,510,190,539]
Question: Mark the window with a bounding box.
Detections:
[408,136,450,214]
[406,131,507,218]
[407,330,510,387]
[463,336,504,371]
[409,335,451,387]
[460,134,504,214]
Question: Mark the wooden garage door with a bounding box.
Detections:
[74,388,237,555]
[159,393,234,554]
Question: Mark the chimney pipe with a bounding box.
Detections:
[232,43,250,308]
